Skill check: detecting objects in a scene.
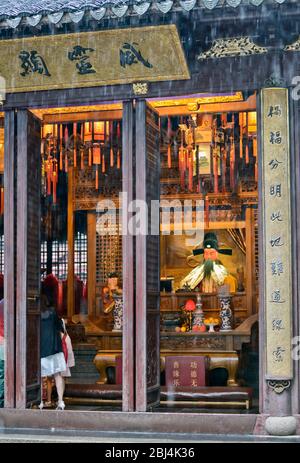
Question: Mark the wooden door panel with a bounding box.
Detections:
[16,110,41,408]
[136,100,160,411]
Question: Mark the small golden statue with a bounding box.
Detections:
[102,272,123,331]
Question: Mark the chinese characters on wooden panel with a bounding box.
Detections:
[18,43,153,78]
[262,88,293,379]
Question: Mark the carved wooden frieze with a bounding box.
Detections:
[198,37,268,60]
[160,335,226,350]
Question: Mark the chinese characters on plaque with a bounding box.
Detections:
[262,87,293,380]
[165,357,207,387]
[0,26,189,93]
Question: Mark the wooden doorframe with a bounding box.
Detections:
[122,100,135,411]
[4,110,17,408]
[15,110,41,409]
[135,100,161,412]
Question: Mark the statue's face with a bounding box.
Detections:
[108,277,118,290]
[204,248,218,261]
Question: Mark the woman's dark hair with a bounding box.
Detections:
[41,282,55,308]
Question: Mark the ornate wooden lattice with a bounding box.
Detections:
[95,214,122,284]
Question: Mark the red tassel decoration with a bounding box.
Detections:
[167,144,172,169]
[117,150,121,169]
[52,168,57,204]
[80,150,84,170]
[239,113,244,159]
[213,148,219,194]
[253,137,258,182]
[245,113,249,164]
[59,124,63,171]
[204,195,209,228]
[188,150,193,191]
[230,137,235,191]
[102,153,106,173]
[179,147,185,190]
[88,148,92,167]
[65,154,68,173]
[73,123,77,167]
[64,127,69,172]
[93,145,101,164]
[110,121,114,167]
[46,159,52,196]
[110,147,114,167]
[221,147,226,193]
[0,187,4,215]
[95,168,99,190]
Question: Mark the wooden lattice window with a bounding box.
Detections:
[96,212,122,284]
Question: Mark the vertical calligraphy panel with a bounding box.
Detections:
[261,87,293,380]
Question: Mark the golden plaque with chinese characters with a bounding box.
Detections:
[261,87,293,380]
[0,25,189,94]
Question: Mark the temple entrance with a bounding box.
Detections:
[15,92,259,413]
[148,91,259,413]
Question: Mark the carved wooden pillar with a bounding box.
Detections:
[259,86,297,435]
[4,110,16,408]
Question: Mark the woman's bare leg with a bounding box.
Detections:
[54,373,65,408]
[46,377,53,403]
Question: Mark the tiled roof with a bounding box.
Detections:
[0,0,289,28]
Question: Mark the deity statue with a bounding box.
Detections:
[179,232,236,293]
[102,272,123,332]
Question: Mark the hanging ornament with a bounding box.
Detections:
[80,124,84,170]
[253,136,258,182]
[95,167,99,190]
[52,160,58,204]
[213,147,219,194]
[88,147,92,166]
[110,121,114,167]
[59,124,63,171]
[245,112,249,164]
[167,117,172,168]
[221,146,226,193]
[188,149,193,191]
[93,145,101,164]
[64,126,69,173]
[0,187,3,215]
[167,144,172,169]
[230,135,235,191]
[204,195,209,228]
[239,113,244,159]
[117,149,121,169]
[102,152,106,173]
[73,123,77,167]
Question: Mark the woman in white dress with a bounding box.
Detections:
[40,288,67,410]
